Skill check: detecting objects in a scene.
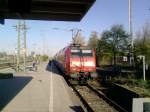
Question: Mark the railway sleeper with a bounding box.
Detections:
[76,86,118,112]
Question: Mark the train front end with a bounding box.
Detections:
[69,47,96,81]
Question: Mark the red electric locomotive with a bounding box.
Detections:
[54,44,96,81]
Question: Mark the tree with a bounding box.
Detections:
[88,31,99,49]
[41,55,49,61]
[101,25,129,66]
[73,32,86,45]
[96,39,112,65]
[0,52,7,58]
[134,22,150,64]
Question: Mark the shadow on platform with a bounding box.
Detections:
[0,76,32,111]
[70,106,85,112]
[46,60,65,76]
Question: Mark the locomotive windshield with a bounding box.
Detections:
[71,49,93,57]
[71,49,80,57]
[82,50,93,57]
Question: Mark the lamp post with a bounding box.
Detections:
[23,20,27,72]
[129,0,133,65]
[17,21,21,72]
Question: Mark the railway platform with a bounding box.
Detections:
[0,62,84,112]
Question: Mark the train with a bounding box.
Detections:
[54,44,96,81]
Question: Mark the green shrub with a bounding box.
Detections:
[41,55,49,61]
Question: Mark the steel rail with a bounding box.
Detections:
[86,84,128,112]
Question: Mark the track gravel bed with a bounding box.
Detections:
[75,85,118,112]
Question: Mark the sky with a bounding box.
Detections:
[0,0,150,56]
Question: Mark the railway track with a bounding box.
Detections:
[0,61,32,70]
[0,63,15,69]
[87,84,128,112]
[70,82,125,112]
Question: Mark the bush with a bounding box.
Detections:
[41,55,49,61]
[135,79,147,88]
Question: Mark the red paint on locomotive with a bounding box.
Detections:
[55,44,96,80]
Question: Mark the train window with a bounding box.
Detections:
[71,52,81,57]
[71,49,80,52]
[82,50,93,57]
[71,49,80,57]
